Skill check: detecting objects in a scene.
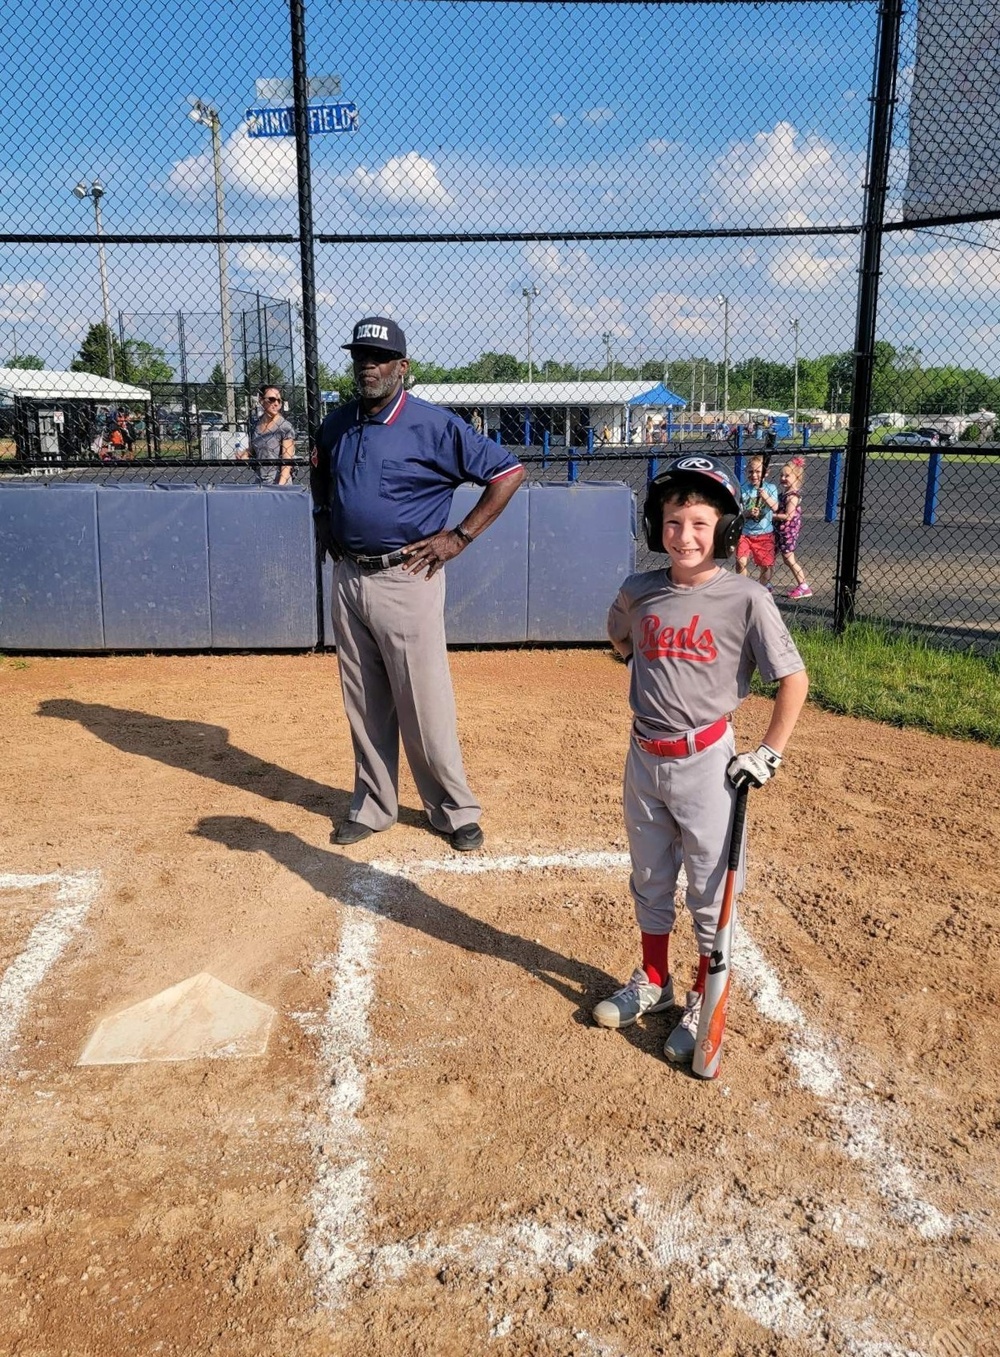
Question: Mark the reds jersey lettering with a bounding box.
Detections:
[639,612,717,663]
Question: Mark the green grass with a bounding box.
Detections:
[752,622,1000,745]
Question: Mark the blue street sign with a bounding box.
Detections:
[246,102,359,137]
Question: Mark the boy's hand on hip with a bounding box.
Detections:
[727,744,782,789]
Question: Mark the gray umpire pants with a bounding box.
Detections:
[624,727,745,955]
[330,559,481,834]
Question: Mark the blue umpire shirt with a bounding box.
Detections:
[311,387,523,554]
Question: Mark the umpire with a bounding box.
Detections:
[311,317,525,851]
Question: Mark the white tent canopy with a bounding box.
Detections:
[0,368,151,403]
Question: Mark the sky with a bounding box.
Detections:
[3,0,999,383]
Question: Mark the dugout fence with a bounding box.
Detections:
[2,0,998,656]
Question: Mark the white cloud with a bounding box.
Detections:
[234,244,296,277]
[896,242,1000,298]
[523,242,599,286]
[344,152,453,210]
[704,120,863,227]
[226,131,298,198]
[165,129,298,201]
[0,280,46,321]
[233,244,302,302]
[645,138,681,156]
[548,285,631,341]
[581,107,615,126]
[768,242,855,290]
[549,112,567,128]
[0,280,46,305]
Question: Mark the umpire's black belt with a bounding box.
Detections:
[341,546,409,572]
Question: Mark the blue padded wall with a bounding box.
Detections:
[444,484,529,643]
[0,483,104,649]
[527,482,635,642]
[207,486,317,647]
[97,486,211,649]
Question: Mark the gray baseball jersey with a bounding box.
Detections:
[607,566,804,737]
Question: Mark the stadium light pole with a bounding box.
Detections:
[602,331,614,379]
[715,294,730,424]
[792,317,800,432]
[522,285,539,381]
[72,179,115,380]
[189,98,236,423]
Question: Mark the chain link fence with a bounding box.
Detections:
[1,0,998,653]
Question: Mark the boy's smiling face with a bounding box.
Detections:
[661,495,721,585]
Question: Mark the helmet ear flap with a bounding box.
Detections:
[714,512,744,560]
[642,484,668,552]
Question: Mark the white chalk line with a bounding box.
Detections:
[0,871,101,1062]
[302,867,383,1308]
[305,849,951,1349]
[734,927,952,1242]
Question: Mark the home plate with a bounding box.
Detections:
[77,972,276,1065]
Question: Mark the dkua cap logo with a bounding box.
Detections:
[342,316,407,356]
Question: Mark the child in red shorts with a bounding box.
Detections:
[736,454,779,590]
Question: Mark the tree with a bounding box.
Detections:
[121,340,173,387]
[71,323,126,381]
[243,355,286,391]
[4,354,44,370]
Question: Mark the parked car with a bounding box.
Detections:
[198,410,226,429]
[916,426,953,446]
[883,430,937,447]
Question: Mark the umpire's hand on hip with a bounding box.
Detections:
[401,528,469,579]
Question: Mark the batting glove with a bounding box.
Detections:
[727,743,782,789]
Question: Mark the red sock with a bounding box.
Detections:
[640,932,670,988]
[693,954,710,994]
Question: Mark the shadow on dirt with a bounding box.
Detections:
[193,813,675,1062]
[36,698,426,832]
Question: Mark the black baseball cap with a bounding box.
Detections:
[342,316,407,357]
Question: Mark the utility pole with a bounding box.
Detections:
[522,285,539,381]
[72,179,115,380]
[188,99,236,423]
[715,294,730,424]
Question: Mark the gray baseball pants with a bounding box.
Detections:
[624,727,745,955]
[330,559,481,834]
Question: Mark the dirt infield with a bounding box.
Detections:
[1,650,998,1357]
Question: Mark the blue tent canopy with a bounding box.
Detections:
[629,383,687,407]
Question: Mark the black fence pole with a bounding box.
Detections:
[835,0,904,631]
[289,0,320,437]
[289,0,324,645]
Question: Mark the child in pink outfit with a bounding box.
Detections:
[774,457,812,599]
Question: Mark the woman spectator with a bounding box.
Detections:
[240,385,296,485]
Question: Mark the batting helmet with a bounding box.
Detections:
[642,454,744,558]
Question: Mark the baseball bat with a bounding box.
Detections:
[692,780,750,1080]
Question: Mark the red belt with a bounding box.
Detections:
[635,716,729,759]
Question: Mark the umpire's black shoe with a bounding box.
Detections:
[332,819,375,846]
[449,823,484,852]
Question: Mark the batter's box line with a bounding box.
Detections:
[304,849,952,1339]
[0,871,101,1063]
[371,849,952,1239]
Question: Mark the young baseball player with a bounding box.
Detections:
[736,454,779,590]
[594,454,809,1063]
